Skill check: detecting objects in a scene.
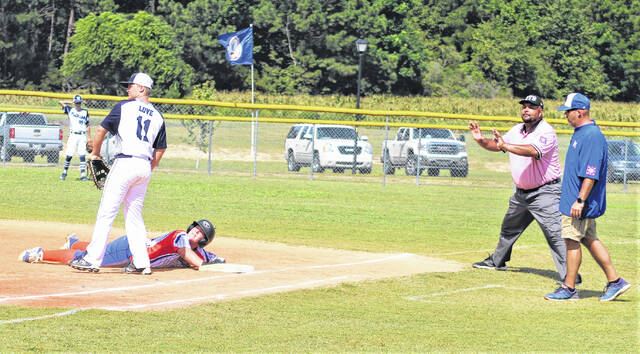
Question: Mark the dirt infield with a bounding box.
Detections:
[1,220,464,311]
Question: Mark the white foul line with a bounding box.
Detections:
[405,284,544,303]
[0,309,84,325]
[99,275,350,311]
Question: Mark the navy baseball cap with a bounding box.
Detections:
[518,95,544,109]
[557,93,590,111]
[119,72,153,89]
[73,95,82,103]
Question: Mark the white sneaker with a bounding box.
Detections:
[60,232,79,249]
[18,247,43,263]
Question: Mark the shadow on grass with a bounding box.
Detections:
[508,266,561,282]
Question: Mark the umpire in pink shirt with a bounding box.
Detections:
[468,95,572,284]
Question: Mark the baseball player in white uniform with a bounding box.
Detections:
[59,95,90,181]
[69,73,167,275]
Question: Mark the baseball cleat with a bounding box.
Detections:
[61,232,79,249]
[123,261,152,275]
[18,247,43,263]
[59,174,67,181]
[69,258,100,272]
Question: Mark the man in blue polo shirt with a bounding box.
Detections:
[544,93,631,301]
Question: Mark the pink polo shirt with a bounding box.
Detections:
[503,119,561,190]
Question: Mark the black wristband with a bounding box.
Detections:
[576,198,585,204]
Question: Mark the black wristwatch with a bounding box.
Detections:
[576,198,585,204]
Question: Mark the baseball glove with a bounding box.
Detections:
[87,158,109,190]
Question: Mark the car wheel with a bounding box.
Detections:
[312,152,324,173]
[427,168,440,176]
[287,151,300,171]
[46,152,59,164]
[23,152,35,163]
[383,150,395,175]
[451,168,468,177]
[405,153,418,176]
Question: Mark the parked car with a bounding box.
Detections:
[284,123,373,174]
[381,127,468,176]
[0,112,63,163]
[607,140,640,183]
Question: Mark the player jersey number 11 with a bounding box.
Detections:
[137,116,151,142]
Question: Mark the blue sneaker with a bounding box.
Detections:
[599,278,631,302]
[545,285,579,301]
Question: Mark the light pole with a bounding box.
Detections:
[352,38,367,174]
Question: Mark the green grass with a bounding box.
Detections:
[0,166,638,352]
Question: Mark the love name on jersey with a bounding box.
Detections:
[139,106,154,116]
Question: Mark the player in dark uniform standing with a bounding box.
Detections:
[59,95,90,181]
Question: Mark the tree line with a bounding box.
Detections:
[1,0,638,101]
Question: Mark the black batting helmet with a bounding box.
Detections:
[187,219,215,247]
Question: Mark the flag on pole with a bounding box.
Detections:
[217,26,253,65]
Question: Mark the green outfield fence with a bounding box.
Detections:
[1,90,638,194]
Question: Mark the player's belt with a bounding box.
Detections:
[517,178,560,193]
[72,131,86,134]
[115,153,151,161]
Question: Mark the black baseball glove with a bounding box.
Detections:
[87,158,110,190]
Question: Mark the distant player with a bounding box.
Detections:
[69,72,167,275]
[59,94,90,181]
[20,219,225,270]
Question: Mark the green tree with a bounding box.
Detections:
[61,11,193,97]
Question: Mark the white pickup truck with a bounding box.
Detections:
[284,123,373,174]
[381,127,468,177]
[0,112,63,163]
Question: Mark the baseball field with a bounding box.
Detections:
[0,164,637,352]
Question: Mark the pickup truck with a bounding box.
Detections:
[284,123,373,174]
[381,127,468,177]
[0,112,63,163]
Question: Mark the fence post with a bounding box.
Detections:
[253,110,259,178]
[382,116,389,187]
[416,128,422,186]
[207,120,213,176]
[310,124,315,181]
[623,137,629,194]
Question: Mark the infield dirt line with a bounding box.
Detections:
[1,253,412,303]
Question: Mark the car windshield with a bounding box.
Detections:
[317,127,358,140]
[5,113,46,125]
[608,142,640,156]
[416,128,453,139]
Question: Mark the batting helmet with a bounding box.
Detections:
[73,95,82,103]
[187,219,215,247]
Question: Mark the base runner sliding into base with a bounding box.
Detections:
[19,219,225,271]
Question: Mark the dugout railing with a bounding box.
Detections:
[1,90,638,194]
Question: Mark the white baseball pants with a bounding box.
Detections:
[85,157,152,268]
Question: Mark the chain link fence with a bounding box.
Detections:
[1,91,638,194]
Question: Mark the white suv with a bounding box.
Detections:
[284,124,373,174]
